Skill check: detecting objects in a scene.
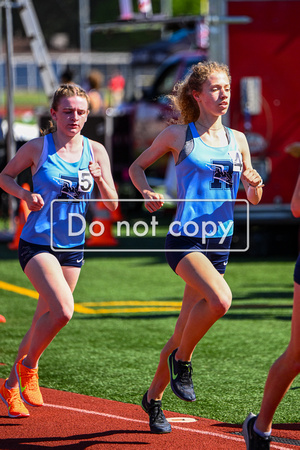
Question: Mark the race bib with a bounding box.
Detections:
[228,150,243,172]
[78,169,93,193]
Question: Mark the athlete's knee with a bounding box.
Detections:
[52,301,74,328]
[208,289,232,318]
[55,312,72,329]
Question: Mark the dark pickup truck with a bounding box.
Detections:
[107,50,207,182]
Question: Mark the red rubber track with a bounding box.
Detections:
[0,379,299,449]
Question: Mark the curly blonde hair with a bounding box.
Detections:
[167,61,231,124]
[41,84,90,135]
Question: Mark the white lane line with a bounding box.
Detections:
[45,403,244,443]
[45,403,294,449]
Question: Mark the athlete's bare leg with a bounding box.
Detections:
[147,251,230,401]
[6,254,80,389]
[175,252,231,361]
[255,282,300,433]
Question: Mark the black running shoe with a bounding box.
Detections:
[168,349,196,402]
[242,413,271,450]
[141,391,171,434]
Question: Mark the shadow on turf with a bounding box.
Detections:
[0,429,153,449]
[233,291,293,302]
[73,294,295,321]
[75,313,181,320]
[73,301,294,321]
[74,312,293,321]
[224,313,292,321]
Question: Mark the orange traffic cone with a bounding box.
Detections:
[111,184,123,222]
[8,183,31,250]
[85,201,118,247]
[111,201,123,223]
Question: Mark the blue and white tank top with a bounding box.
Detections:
[21,133,94,248]
[170,122,242,238]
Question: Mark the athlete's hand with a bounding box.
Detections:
[89,161,102,182]
[143,190,164,213]
[243,168,264,188]
[25,192,44,211]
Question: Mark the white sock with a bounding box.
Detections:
[254,421,272,438]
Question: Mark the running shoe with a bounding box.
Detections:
[168,348,196,402]
[15,355,43,407]
[242,413,271,450]
[141,391,171,434]
[0,379,30,418]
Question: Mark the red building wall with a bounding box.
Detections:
[228,0,300,203]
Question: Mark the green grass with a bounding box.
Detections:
[0,90,49,124]
[0,243,297,425]
[0,90,49,109]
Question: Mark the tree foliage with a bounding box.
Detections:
[173,0,200,16]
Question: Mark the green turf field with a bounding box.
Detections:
[0,242,297,425]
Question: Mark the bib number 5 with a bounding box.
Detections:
[78,170,93,193]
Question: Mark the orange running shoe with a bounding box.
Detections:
[0,379,30,418]
[15,355,44,407]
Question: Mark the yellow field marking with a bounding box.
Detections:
[74,300,182,314]
[80,301,182,307]
[0,281,39,299]
[0,281,182,314]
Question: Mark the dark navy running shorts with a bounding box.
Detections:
[18,238,85,272]
[294,254,300,285]
[165,234,232,274]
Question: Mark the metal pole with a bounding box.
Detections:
[119,0,134,20]
[79,0,91,84]
[4,0,16,230]
[208,0,229,65]
[208,0,230,126]
[160,0,172,17]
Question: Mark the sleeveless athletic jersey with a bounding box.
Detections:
[21,133,94,248]
[171,122,242,238]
